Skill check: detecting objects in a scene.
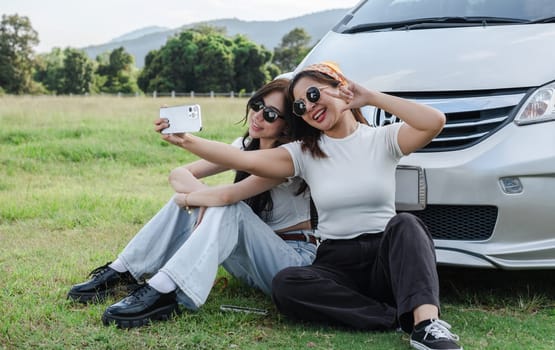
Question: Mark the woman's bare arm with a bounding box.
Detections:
[169,159,229,193]
[174,175,284,208]
[370,92,445,155]
[337,81,445,155]
[161,132,295,179]
[154,117,294,178]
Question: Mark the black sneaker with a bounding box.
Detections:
[102,284,179,329]
[67,262,139,303]
[410,319,462,350]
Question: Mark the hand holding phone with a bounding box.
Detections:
[160,104,202,134]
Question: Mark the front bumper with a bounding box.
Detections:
[399,120,555,269]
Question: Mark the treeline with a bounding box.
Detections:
[0,14,312,96]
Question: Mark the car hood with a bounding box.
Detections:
[297,24,555,92]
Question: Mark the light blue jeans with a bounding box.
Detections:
[117,196,316,310]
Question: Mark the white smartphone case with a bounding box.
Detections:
[160,104,202,134]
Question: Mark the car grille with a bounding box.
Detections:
[399,205,498,241]
[427,106,513,151]
[371,90,528,152]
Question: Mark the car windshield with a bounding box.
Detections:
[337,0,555,33]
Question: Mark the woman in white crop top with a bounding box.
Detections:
[67,79,316,329]
[160,63,462,350]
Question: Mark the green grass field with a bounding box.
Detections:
[1,96,554,349]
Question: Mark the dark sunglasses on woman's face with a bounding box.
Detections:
[249,100,282,123]
[292,86,324,117]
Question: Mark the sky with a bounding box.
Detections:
[2,0,360,53]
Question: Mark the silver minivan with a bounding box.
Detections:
[293,0,555,269]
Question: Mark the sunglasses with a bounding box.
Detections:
[249,100,283,123]
[292,86,328,117]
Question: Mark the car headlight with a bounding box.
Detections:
[514,81,555,125]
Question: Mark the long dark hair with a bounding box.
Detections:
[233,78,294,220]
[288,70,368,158]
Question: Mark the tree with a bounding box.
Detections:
[193,32,235,92]
[0,14,39,94]
[273,28,312,72]
[96,47,139,93]
[60,48,94,94]
[137,49,165,92]
[232,35,272,92]
[34,47,95,94]
[138,27,275,93]
[34,48,65,93]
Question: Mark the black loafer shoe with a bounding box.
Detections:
[102,284,179,328]
[67,262,139,304]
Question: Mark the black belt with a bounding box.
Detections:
[276,232,318,245]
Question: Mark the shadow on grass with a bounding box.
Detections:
[438,267,555,311]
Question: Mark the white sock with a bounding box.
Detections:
[148,271,177,294]
[108,259,127,273]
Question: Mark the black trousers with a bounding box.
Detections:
[271,213,439,333]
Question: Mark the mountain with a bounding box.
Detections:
[108,26,170,43]
[81,9,349,68]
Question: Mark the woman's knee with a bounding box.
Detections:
[272,266,316,299]
[386,213,433,242]
[272,267,298,294]
[390,212,420,226]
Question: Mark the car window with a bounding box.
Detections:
[340,0,555,30]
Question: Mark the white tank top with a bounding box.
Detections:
[232,137,311,231]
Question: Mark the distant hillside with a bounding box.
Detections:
[82,9,349,68]
[109,26,170,43]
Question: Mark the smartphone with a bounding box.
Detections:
[160,104,202,134]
